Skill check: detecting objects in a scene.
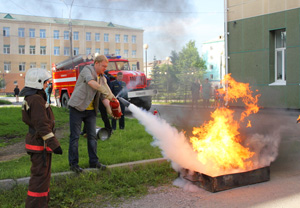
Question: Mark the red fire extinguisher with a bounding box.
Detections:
[153,109,160,116]
[110,98,122,118]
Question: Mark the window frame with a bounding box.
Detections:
[73,47,79,56]
[73,31,79,40]
[64,31,69,40]
[115,34,120,43]
[30,46,36,55]
[18,28,25,38]
[40,46,46,55]
[3,45,10,54]
[95,33,100,42]
[64,47,70,56]
[4,62,11,72]
[54,46,60,56]
[29,28,35,38]
[19,45,25,54]
[124,35,128,43]
[104,33,109,42]
[40,29,46,38]
[53,30,59,39]
[132,35,136,43]
[269,29,287,86]
[3,27,10,37]
[19,62,26,72]
[86,32,91,41]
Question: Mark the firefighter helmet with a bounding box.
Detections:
[25,68,52,89]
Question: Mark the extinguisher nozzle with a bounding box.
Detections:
[118,97,130,107]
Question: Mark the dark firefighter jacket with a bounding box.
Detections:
[110,80,128,99]
[20,87,60,153]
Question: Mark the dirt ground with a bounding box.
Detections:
[0,126,67,162]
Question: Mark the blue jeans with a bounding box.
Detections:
[68,107,98,166]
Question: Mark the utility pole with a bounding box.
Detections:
[61,0,74,58]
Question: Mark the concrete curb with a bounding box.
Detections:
[0,158,168,191]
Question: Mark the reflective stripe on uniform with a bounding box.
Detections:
[42,132,54,141]
[27,189,49,197]
[25,144,52,152]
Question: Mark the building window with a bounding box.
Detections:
[54,47,60,56]
[40,46,46,55]
[64,31,69,40]
[86,32,91,41]
[3,27,10,37]
[115,34,120,43]
[104,33,109,42]
[95,48,100,54]
[95,33,100,41]
[132,50,136,57]
[132,35,136,43]
[18,28,25,37]
[64,47,70,56]
[124,35,128,43]
[4,62,11,72]
[132,64,137,71]
[54,30,59,39]
[41,63,47,69]
[73,32,79,40]
[86,48,91,55]
[115,49,120,55]
[19,62,26,72]
[30,62,36,68]
[210,74,214,79]
[104,48,109,55]
[275,29,286,82]
[3,45,10,54]
[210,64,213,70]
[19,45,25,54]
[29,29,35,38]
[124,50,128,57]
[30,46,36,55]
[40,29,46,38]
[74,47,79,56]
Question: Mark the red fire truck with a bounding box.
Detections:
[52,54,157,110]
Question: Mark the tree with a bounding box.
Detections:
[0,78,5,89]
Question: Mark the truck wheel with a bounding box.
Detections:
[141,96,152,111]
[61,93,69,108]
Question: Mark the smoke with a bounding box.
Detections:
[128,104,208,174]
[128,102,286,179]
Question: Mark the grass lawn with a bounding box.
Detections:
[0,106,177,207]
[0,106,163,179]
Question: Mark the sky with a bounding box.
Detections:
[0,0,224,61]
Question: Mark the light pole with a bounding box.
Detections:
[61,0,74,58]
[143,43,148,77]
[166,57,170,102]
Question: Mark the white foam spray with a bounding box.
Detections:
[128,104,209,174]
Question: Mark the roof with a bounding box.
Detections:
[0,12,143,31]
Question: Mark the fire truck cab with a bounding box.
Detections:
[52,54,156,111]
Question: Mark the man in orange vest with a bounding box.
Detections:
[20,68,62,208]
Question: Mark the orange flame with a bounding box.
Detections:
[247,120,252,128]
[297,115,300,123]
[190,74,260,173]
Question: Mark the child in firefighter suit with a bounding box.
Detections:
[20,68,62,208]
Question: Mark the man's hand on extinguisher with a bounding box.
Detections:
[110,98,122,120]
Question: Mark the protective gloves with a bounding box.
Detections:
[53,146,63,155]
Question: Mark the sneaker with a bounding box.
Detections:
[90,162,106,170]
[70,165,83,173]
